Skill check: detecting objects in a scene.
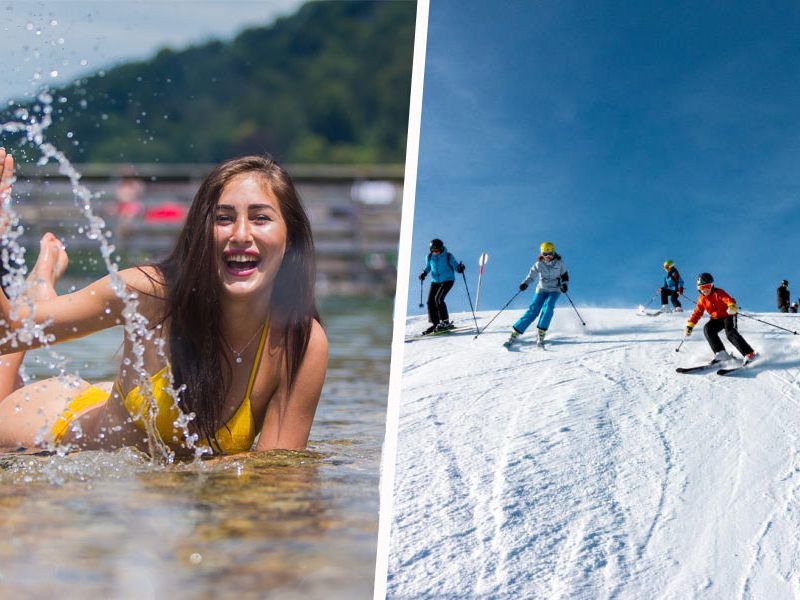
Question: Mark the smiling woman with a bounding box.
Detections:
[0,148,328,456]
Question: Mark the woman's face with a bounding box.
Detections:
[214,173,288,300]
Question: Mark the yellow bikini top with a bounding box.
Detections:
[118,322,269,454]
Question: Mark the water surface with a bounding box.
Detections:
[0,296,390,598]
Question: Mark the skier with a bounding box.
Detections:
[419,238,465,334]
[504,241,569,348]
[658,260,684,312]
[790,302,798,314]
[777,279,790,312]
[684,272,756,365]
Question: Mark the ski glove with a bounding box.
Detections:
[684,324,694,337]
[419,271,427,281]
[456,262,465,274]
[678,288,684,295]
[727,303,738,314]
[519,282,528,291]
[560,283,568,293]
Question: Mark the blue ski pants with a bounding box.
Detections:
[513,290,560,333]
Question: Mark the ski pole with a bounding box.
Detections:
[461,270,480,334]
[642,293,657,309]
[738,312,799,335]
[680,292,698,306]
[418,279,424,308]
[675,337,687,352]
[474,289,523,339]
[564,292,586,326]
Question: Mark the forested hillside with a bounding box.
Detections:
[4,1,415,164]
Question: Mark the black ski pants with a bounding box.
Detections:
[427,280,454,325]
[659,287,681,308]
[704,316,754,356]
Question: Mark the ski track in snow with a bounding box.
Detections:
[388,308,800,598]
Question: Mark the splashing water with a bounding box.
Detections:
[1,90,207,463]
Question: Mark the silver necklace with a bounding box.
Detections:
[223,327,263,364]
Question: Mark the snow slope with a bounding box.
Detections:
[387,307,800,598]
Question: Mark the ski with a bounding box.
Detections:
[676,362,720,374]
[405,326,469,342]
[717,357,756,376]
[716,366,744,376]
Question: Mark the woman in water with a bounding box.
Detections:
[0,147,328,455]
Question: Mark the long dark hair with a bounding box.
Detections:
[155,155,319,445]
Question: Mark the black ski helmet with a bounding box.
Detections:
[782,279,789,286]
[696,272,714,287]
[429,238,444,252]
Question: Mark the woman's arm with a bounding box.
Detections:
[256,320,329,451]
[0,267,161,353]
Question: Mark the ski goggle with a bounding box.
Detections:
[698,283,713,292]
[430,248,442,254]
[542,251,554,257]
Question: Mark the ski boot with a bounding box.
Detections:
[435,320,455,332]
[536,328,547,348]
[503,329,520,349]
[742,351,757,366]
[421,324,437,335]
[673,306,683,313]
[659,304,671,314]
[711,350,732,364]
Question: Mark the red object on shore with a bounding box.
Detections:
[143,201,187,223]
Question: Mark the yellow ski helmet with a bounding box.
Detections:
[540,241,555,254]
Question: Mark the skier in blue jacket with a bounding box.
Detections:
[419,238,465,334]
[658,260,684,313]
[504,241,569,348]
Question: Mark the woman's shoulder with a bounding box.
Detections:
[118,265,167,295]
[307,319,329,360]
[117,266,168,317]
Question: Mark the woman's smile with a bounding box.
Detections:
[223,249,262,277]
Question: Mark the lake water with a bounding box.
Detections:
[0,296,390,598]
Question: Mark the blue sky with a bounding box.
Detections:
[409,1,800,315]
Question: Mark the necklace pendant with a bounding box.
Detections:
[235,355,243,364]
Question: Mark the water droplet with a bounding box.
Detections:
[189,553,202,564]
[80,59,88,67]
[50,19,58,26]
[49,70,58,78]
[66,132,73,139]
[25,22,33,31]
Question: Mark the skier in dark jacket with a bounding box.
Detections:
[419,238,465,334]
[658,260,684,313]
[777,280,790,312]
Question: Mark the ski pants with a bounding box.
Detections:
[427,280,454,325]
[659,287,681,308]
[704,316,754,356]
[513,290,560,334]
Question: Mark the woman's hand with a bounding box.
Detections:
[0,147,14,204]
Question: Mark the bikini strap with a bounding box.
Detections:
[245,321,269,400]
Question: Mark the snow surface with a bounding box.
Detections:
[387,307,800,598]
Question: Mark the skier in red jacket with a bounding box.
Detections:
[684,273,756,364]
